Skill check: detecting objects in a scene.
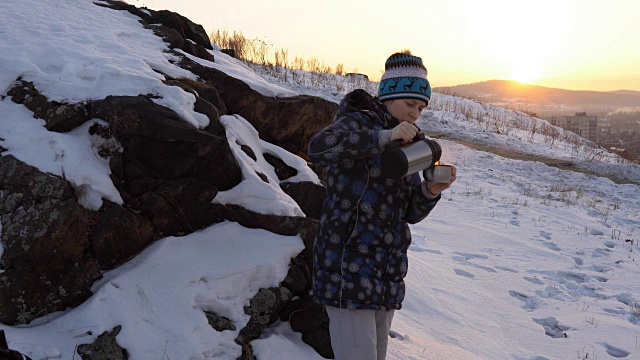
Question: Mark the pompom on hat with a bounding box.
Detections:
[378,52,431,105]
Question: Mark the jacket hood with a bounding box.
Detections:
[336,89,399,128]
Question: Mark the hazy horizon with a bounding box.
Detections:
[435,79,640,93]
[139,0,640,92]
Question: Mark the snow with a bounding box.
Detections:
[0,0,208,128]
[0,99,122,210]
[1,1,639,360]
[213,114,320,217]
[179,49,298,98]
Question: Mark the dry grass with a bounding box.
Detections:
[209,29,350,76]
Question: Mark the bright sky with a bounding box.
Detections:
[138,0,640,91]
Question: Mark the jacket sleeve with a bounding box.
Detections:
[308,113,383,166]
[406,174,440,224]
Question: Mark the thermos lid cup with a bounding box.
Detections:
[423,165,453,183]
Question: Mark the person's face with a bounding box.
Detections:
[384,98,427,124]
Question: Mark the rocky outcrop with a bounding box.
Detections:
[180,57,338,159]
[1,0,335,357]
[0,85,242,324]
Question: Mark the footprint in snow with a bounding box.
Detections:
[542,241,561,251]
[539,230,552,240]
[557,270,608,284]
[533,317,571,338]
[388,330,405,340]
[603,307,627,315]
[600,342,631,358]
[408,245,442,254]
[452,252,497,273]
[509,290,538,311]
[592,247,612,258]
[453,268,475,278]
[453,252,489,261]
[494,266,518,273]
[523,276,544,285]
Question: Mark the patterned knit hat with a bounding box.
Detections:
[378,53,431,105]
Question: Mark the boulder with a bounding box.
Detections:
[212,204,303,236]
[7,79,90,132]
[179,57,338,160]
[235,287,292,345]
[263,153,297,181]
[77,326,127,360]
[0,155,101,324]
[205,311,236,332]
[280,181,325,220]
[96,0,214,61]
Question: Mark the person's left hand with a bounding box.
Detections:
[426,163,457,195]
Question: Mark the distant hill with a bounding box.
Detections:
[609,89,640,96]
[434,80,640,108]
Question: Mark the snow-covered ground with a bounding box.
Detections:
[1,1,639,359]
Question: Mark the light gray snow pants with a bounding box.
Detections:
[325,305,395,360]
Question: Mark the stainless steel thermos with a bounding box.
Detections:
[381,132,442,179]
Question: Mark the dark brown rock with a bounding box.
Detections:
[88,95,241,191]
[0,91,239,323]
[77,326,128,360]
[131,178,223,238]
[281,264,307,296]
[288,297,328,334]
[302,324,334,359]
[178,57,338,160]
[88,200,154,270]
[263,153,297,181]
[237,344,256,360]
[93,0,151,20]
[163,78,228,130]
[0,155,102,324]
[7,79,90,132]
[235,287,292,345]
[146,23,184,51]
[151,10,212,50]
[96,1,214,59]
[205,311,236,332]
[280,181,325,220]
[212,204,303,236]
[240,145,257,161]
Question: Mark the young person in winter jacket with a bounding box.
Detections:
[308,52,457,360]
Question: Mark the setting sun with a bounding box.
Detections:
[510,57,540,84]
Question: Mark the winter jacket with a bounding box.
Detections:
[308,89,440,310]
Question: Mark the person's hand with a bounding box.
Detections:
[426,163,457,195]
[390,122,419,143]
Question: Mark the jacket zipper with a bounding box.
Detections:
[384,179,404,308]
[339,160,369,307]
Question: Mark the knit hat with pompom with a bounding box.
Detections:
[378,53,431,105]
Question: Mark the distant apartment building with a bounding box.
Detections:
[549,112,598,142]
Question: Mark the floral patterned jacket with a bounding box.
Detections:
[308,89,439,310]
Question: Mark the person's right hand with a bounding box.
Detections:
[390,122,419,143]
